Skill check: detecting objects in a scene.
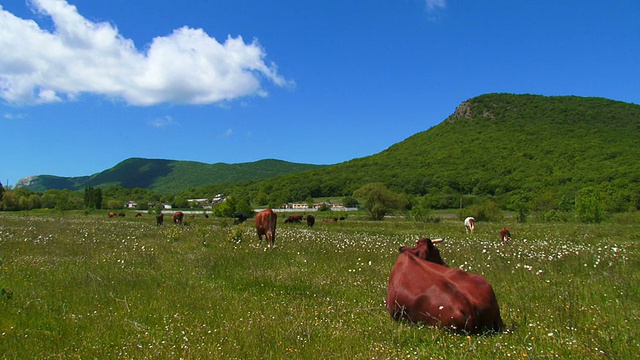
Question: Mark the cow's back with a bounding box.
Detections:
[387,252,503,333]
[387,254,476,329]
[445,269,504,332]
[255,209,277,246]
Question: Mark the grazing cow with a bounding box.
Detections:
[306,214,315,227]
[499,228,511,245]
[172,211,184,225]
[108,212,117,218]
[156,213,164,226]
[135,212,143,217]
[118,213,126,217]
[284,215,303,224]
[255,209,277,248]
[464,217,476,233]
[386,238,504,334]
[233,213,247,224]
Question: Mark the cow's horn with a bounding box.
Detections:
[431,238,444,243]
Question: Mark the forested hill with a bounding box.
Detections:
[16,93,640,206]
[16,158,326,193]
[227,93,640,203]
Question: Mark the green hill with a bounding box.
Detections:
[16,158,326,193]
[16,93,640,211]
[225,94,639,206]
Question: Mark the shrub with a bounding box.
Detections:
[460,199,503,222]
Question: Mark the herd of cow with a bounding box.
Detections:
[109,210,191,226]
[113,209,510,334]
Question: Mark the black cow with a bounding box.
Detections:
[234,213,248,224]
[306,214,315,227]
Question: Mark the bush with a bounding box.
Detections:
[541,209,569,223]
[460,199,503,222]
[575,187,605,223]
[353,183,408,221]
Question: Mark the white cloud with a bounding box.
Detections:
[148,115,178,128]
[3,113,28,120]
[222,128,234,137]
[425,0,446,11]
[0,0,292,106]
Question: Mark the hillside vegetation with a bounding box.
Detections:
[17,158,326,193]
[202,94,639,212]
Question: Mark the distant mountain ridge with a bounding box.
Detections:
[16,93,640,202]
[16,158,326,193]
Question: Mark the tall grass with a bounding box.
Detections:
[0,212,638,358]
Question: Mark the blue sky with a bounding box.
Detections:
[1,0,639,187]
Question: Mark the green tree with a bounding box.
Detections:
[213,200,234,218]
[153,203,164,215]
[27,194,42,210]
[575,187,604,223]
[509,192,531,223]
[234,196,254,218]
[0,180,4,202]
[55,190,71,211]
[305,196,315,208]
[353,183,408,220]
[255,191,268,206]
[172,196,189,209]
[1,189,19,210]
[106,200,123,210]
[342,196,359,208]
[41,190,59,209]
[463,199,503,222]
[84,187,103,210]
[410,195,437,222]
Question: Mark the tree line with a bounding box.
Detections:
[1,179,636,224]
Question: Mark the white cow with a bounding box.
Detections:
[464,217,476,233]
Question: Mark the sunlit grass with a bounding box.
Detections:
[0,212,638,358]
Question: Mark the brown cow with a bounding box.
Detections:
[499,228,511,245]
[255,209,277,248]
[387,238,504,334]
[284,214,303,224]
[172,211,184,225]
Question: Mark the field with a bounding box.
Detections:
[0,211,638,359]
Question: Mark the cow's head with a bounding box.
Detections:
[399,238,447,266]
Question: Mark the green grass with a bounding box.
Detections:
[0,212,638,358]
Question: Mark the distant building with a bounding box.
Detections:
[313,202,331,209]
[212,194,226,204]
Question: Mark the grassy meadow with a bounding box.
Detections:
[0,211,638,359]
